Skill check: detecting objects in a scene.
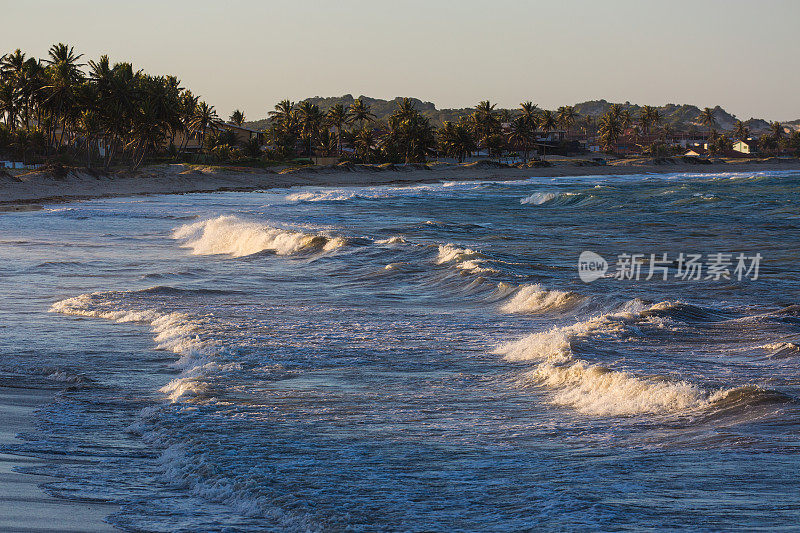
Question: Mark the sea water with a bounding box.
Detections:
[1,170,799,531]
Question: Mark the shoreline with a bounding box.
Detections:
[0,384,120,532]
[2,158,799,207]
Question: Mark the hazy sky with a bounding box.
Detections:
[5,0,799,121]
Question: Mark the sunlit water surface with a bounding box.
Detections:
[1,171,800,531]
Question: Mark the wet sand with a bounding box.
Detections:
[0,385,119,532]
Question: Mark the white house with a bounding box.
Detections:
[732,139,759,155]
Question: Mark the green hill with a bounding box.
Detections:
[244,95,791,134]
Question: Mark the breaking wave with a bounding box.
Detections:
[375,235,407,245]
[520,191,596,206]
[50,292,226,402]
[496,299,758,416]
[500,284,584,314]
[173,215,346,257]
[521,192,558,205]
[761,342,800,359]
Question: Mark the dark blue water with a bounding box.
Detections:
[1,171,799,531]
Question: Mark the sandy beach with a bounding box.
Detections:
[2,158,800,206]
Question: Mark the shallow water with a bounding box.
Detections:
[1,170,800,531]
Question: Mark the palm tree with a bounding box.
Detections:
[42,43,85,148]
[296,101,324,160]
[598,110,623,153]
[0,81,18,131]
[349,98,375,130]
[473,100,499,156]
[0,49,27,131]
[770,121,785,156]
[229,109,245,126]
[557,106,576,137]
[175,89,198,156]
[188,101,220,154]
[269,99,295,130]
[384,99,435,164]
[700,107,716,142]
[537,110,557,158]
[519,101,539,128]
[325,103,350,156]
[438,119,476,163]
[355,127,375,163]
[733,120,749,142]
[508,116,534,163]
[638,105,654,135]
[620,109,633,136]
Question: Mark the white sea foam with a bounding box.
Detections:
[51,293,225,402]
[494,301,645,362]
[456,260,499,274]
[436,243,480,264]
[496,299,732,416]
[521,191,558,205]
[520,360,717,416]
[172,215,345,257]
[375,235,407,245]
[435,244,498,274]
[761,342,800,358]
[500,284,583,314]
[286,190,357,202]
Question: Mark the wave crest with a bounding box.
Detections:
[500,284,583,314]
[50,292,226,402]
[495,299,752,417]
[172,215,345,257]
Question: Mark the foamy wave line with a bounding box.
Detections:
[173,215,346,258]
[521,191,559,205]
[495,299,741,416]
[286,190,357,202]
[50,293,229,402]
[375,235,407,245]
[500,284,584,314]
[435,243,500,274]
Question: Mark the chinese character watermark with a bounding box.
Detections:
[578,251,761,283]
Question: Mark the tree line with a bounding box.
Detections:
[1,44,798,169]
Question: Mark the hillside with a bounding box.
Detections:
[244,95,792,133]
[244,94,471,130]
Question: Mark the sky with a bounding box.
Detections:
[4,0,799,122]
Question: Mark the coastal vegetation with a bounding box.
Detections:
[1,44,799,170]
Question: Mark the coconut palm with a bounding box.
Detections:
[537,110,557,156]
[229,109,245,126]
[733,120,749,142]
[770,121,785,156]
[508,116,534,162]
[472,101,499,153]
[638,105,654,135]
[188,101,220,154]
[384,99,435,163]
[700,107,716,141]
[0,81,18,130]
[519,101,539,128]
[325,104,350,156]
[598,110,623,152]
[354,127,375,163]
[557,106,576,137]
[620,109,633,135]
[269,99,295,131]
[438,119,476,163]
[349,98,375,130]
[296,101,324,159]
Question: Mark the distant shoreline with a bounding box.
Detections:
[2,157,800,207]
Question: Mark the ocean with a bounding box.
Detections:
[1,170,799,531]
